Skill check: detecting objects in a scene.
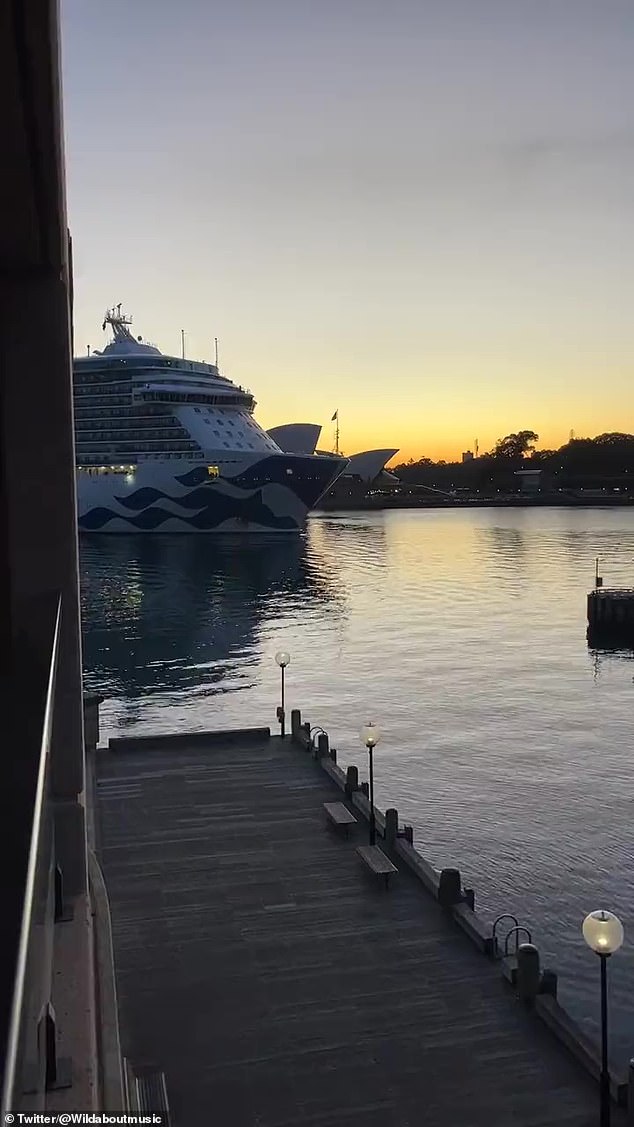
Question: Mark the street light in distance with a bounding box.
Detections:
[360,722,381,845]
[274,651,290,737]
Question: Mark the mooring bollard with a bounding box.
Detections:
[539,968,557,998]
[438,868,462,908]
[517,943,541,1004]
[291,709,301,737]
[463,888,475,911]
[330,747,337,763]
[317,733,329,759]
[360,781,369,798]
[384,808,399,848]
[345,765,359,797]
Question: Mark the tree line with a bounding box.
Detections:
[392,432,634,493]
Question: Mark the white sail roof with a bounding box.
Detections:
[266,423,322,455]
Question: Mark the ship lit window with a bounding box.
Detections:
[286,468,294,475]
[207,465,220,478]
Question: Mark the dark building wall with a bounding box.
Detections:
[1,0,87,1109]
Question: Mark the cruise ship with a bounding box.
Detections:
[74,307,348,532]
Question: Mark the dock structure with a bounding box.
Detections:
[588,587,634,643]
[94,725,629,1126]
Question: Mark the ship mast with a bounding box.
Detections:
[102,304,135,343]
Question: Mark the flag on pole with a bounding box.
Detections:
[331,410,338,421]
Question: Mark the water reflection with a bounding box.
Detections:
[80,533,346,699]
[587,646,634,675]
[479,524,528,585]
[310,512,389,556]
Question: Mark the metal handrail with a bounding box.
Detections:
[309,726,327,750]
[1,595,62,1116]
[492,914,519,943]
[504,926,533,956]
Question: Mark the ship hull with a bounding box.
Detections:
[77,454,346,533]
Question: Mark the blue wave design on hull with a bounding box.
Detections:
[175,467,213,487]
[80,487,297,531]
[175,455,341,504]
[115,485,228,511]
[115,486,166,509]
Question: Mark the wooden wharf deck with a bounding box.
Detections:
[96,733,622,1127]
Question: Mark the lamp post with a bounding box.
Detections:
[582,909,625,1127]
[359,722,380,845]
[274,651,290,737]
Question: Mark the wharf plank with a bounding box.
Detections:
[97,735,619,1127]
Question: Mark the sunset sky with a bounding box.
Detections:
[61,0,634,463]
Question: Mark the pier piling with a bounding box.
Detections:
[517,943,541,1005]
[438,868,462,908]
[345,765,359,797]
[587,587,634,643]
[384,808,399,847]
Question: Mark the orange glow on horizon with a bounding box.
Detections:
[256,414,599,467]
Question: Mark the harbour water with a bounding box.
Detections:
[81,507,634,1060]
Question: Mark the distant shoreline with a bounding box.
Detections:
[317,493,634,512]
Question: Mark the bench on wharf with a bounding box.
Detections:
[356,844,398,889]
[323,801,357,837]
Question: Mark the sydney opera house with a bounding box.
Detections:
[266,424,400,508]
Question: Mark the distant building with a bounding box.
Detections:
[461,451,474,463]
[514,468,542,493]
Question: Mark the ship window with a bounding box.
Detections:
[286,468,294,475]
[207,465,220,478]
